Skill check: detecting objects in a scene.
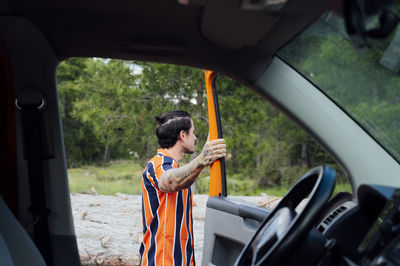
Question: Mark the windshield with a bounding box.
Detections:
[278,8,400,163]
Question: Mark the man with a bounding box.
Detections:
[139,110,226,266]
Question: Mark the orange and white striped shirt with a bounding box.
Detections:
[139,149,195,266]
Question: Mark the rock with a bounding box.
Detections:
[71,193,277,265]
[101,236,111,248]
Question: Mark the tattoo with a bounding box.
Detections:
[159,138,226,193]
[159,157,204,193]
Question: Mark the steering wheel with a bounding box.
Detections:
[235,165,336,266]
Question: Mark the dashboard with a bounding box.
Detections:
[315,185,400,266]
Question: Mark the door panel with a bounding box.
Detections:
[202,197,271,266]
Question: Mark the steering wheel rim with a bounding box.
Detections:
[235,165,336,266]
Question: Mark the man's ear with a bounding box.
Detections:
[178,130,186,141]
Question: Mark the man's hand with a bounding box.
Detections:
[198,137,226,166]
[158,137,226,193]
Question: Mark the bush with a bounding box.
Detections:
[257,169,282,188]
[195,174,256,195]
[280,165,309,189]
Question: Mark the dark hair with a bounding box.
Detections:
[155,110,192,149]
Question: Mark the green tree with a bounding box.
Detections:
[72,59,138,162]
[132,62,209,159]
[58,57,347,190]
[57,58,102,167]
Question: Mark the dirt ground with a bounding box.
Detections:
[71,193,281,265]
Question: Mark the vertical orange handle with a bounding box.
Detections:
[204,70,222,196]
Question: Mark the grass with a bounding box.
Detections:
[258,186,289,197]
[68,161,353,197]
[333,182,353,195]
[68,160,144,195]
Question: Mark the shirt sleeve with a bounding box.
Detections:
[152,156,176,190]
[145,161,160,190]
[161,156,175,172]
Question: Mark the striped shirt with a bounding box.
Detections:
[139,149,195,266]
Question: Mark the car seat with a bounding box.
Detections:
[0,195,46,266]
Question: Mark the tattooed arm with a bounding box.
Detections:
[159,138,226,193]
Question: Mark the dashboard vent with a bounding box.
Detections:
[317,205,348,233]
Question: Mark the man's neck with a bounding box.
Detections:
[164,146,184,161]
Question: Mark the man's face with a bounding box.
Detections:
[182,119,197,154]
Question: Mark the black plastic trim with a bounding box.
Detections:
[211,74,227,197]
[50,234,81,266]
[207,196,271,222]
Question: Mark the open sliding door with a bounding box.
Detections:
[201,71,271,266]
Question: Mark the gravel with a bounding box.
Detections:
[71,193,283,265]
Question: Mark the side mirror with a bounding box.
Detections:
[344,0,400,48]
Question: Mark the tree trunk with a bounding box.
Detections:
[196,86,204,108]
[256,125,266,172]
[301,142,310,167]
[274,108,280,170]
[103,144,111,162]
[147,136,153,158]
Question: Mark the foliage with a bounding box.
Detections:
[278,16,400,163]
[58,48,351,193]
[56,11,400,196]
[57,58,103,167]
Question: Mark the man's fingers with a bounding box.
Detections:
[215,150,226,157]
[212,143,226,149]
[200,137,226,166]
[208,139,225,146]
[211,148,226,157]
[213,152,226,161]
[211,148,226,156]
[207,140,226,157]
[210,144,226,152]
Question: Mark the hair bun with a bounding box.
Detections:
[155,116,163,124]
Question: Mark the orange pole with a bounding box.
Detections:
[204,70,222,196]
